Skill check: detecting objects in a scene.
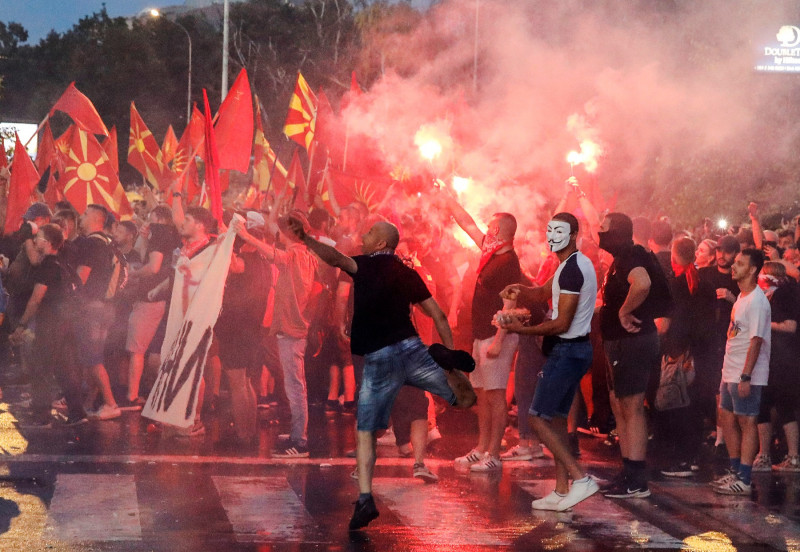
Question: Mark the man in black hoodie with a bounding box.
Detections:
[597,213,661,499]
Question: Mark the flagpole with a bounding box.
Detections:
[24,114,50,148]
[306,140,316,208]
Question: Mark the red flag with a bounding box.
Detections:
[173,106,205,175]
[202,89,223,225]
[252,97,288,194]
[128,102,174,190]
[215,69,253,173]
[180,157,201,204]
[323,168,389,213]
[102,126,119,174]
[351,71,362,96]
[286,149,308,211]
[162,125,179,164]
[4,134,40,234]
[0,137,7,169]
[36,122,65,206]
[50,82,109,136]
[62,128,123,215]
[284,72,318,150]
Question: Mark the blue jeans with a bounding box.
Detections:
[358,337,456,432]
[516,334,546,439]
[530,341,593,420]
[276,335,308,446]
[719,381,763,417]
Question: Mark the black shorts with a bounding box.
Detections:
[604,332,659,398]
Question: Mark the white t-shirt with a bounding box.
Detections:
[551,251,597,339]
[722,286,771,385]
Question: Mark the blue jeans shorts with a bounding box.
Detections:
[358,337,456,432]
[719,381,763,417]
[530,341,593,420]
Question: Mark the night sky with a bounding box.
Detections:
[0,0,159,43]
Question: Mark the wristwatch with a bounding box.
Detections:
[739,374,751,383]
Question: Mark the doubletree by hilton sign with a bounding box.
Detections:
[756,25,800,73]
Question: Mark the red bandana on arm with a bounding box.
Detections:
[478,234,512,274]
[671,260,698,295]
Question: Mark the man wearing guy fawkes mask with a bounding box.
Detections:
[596,213,660,499]
[499,212,599,511]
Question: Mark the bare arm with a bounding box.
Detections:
[772,319,797,333]
[440,189,485,248]
[417,296,454,349]
[501,278,553,305]
[17,283,46,328]
[130,251,163,280]
[748,202,763,251]
[619,266,651,333]
[501,292,579,336]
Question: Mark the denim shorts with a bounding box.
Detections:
[530,341,593,420]
[719,381,763,417]
[358,337,456,432]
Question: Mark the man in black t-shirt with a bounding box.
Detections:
[442,190,522,472]
[597,213,660,499]
[693,234,740,452]
[12,224,87,427]
[123,205,181,410]
[285,217,476,531]
[74,204,121,421]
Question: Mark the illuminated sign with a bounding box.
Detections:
[756,25,800,73]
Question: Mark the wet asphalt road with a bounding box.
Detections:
[0,385,797,551]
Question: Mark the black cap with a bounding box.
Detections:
[716,235,741,254]
[428,343,475,373]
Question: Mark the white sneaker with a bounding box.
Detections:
[470,453,502,472]
[427,426,442,444]
[413,463,439,483]
[709,470,738,487]
[752,454,772,472]
[501,444,544,461]
[556,476,599,511]
[90,404,121,421]
[713,476,752,495]
[531,490,567,511]
[455,449,484,467]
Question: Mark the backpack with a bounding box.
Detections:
[639,251,673,319]
[655,352,695,411]
[88,233,129,300]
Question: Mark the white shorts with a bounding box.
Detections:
[470,334,519,391]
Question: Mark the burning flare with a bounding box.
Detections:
[452,176,470,194]
[565,139,602,173]
[414,124,450,163]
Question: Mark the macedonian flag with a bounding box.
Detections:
[62,128,126,215]
[253,97,287,193]
[128,102,174,190]
[283,72,318,150]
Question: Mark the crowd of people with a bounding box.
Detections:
[0,174,798,528]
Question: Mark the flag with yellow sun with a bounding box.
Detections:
[62,128,132,217]
[129,102,174,190]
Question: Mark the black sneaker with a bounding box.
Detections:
[324,399,340,413]
[349,495,379,530]
[661,463,693,478]
[599,471,627,493]
[603,480,651,498]
[273,443,309,458]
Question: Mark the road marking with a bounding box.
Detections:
[44,474,141,541]
[372,477,517,545]
[212,476,318,543]
[653,479,800,551]
[518,479,683,549]
[0,452,618,469]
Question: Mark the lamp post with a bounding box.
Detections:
[151,9,192,123]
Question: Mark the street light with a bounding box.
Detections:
[150,9,192,123]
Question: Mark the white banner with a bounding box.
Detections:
[143,217,239,428]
